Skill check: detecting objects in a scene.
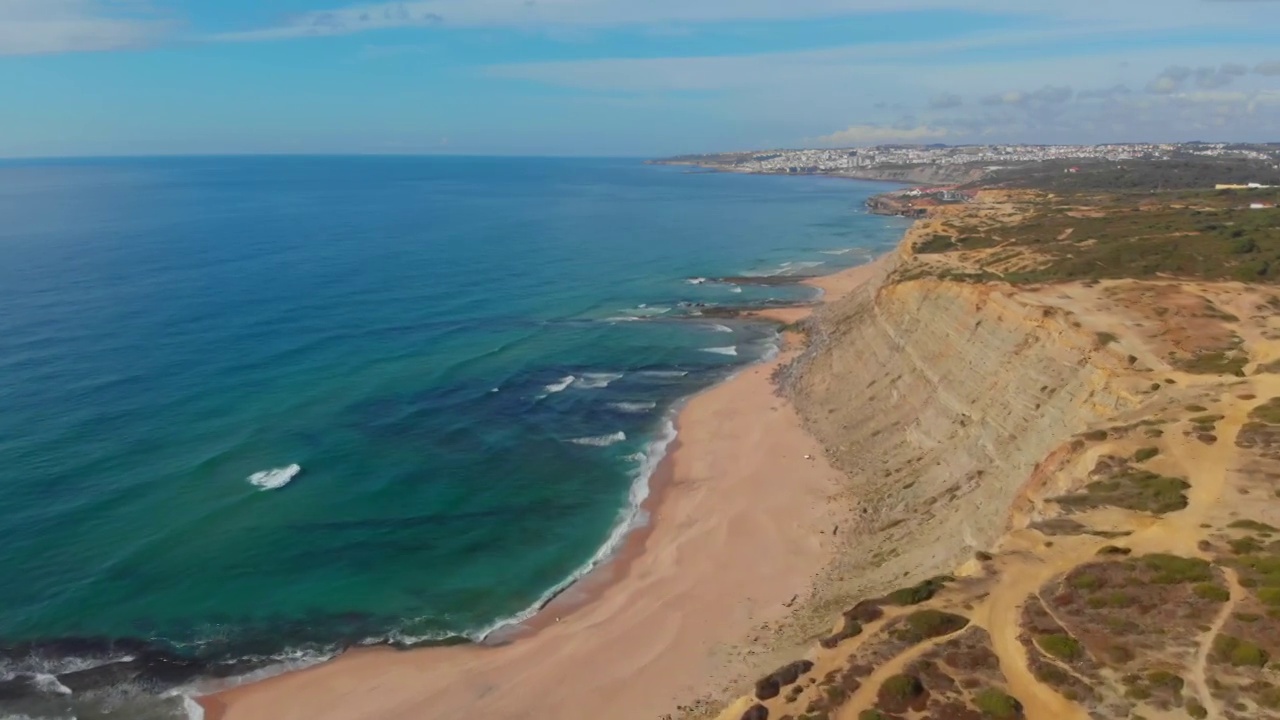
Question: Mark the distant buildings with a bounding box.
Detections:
[671,143,1280,179]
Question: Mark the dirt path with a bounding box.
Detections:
[973,544,1095,720]
[1191,567,1241,719]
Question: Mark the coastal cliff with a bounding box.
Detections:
[707,187,1280,720]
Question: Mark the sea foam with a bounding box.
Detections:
[569,432,627,447]
[471,417,677,642]
[609,401,657,414]
[640,370,688,378]
[701,346,738,356]
[542,375,576,395]
[247,464,301,491]
[574,372,623,390]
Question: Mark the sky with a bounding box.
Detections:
[2,0,1280,157]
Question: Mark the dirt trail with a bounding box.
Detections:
[972,543,1094,720]
[1192,567,1242,718]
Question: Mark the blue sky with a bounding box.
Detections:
[3,0,1280,156]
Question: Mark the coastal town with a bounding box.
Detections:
[657,142,1280,177]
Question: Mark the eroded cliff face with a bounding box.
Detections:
[780,263,1144,629]
[711,200,1280,720]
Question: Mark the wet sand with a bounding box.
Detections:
[201,261,883,720]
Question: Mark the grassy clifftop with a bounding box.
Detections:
[903,188,1280,284]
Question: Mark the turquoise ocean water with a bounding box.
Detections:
[0,157,907,718]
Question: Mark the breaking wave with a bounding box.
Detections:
[639,370,688,379]
[247,464,301,491]
[574,373,623,390]
[609,401,657,414]
[701,346,738,356]
[569,432,627,447]
[471,418,678,642]
[543,375,576,394]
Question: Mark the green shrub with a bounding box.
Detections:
[895,609,969,642]
[858,711,888,720]
[1147,670,1184,691]
[884,576,952,606]
[1250,398,1280,425]
[1133,447,1160,462]
[880,674,923,700]
[1185,404,1209,412]
[1036,633,1084,661]
[1230,537,1264,554]
[1187,700,1208,719]
[1142,554,1212,583]
[1097,545,1132,556]
[973,688,1021,719]
[1069,573,1101,590]
[1232,643,1269,667]
[1229,519,1279,533]
[1258,587,1280,606]
[1214,635,1270,666]
[1194,583,1230,602]
[1096,331,1119,347]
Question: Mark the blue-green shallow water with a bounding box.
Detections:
[0,156,908,718]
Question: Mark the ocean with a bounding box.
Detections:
[0,156,908,718]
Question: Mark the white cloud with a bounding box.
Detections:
[0,0,172,55]
[213,0,1280,41]
[1172,90,1249,104]
[816,124,949,145]
[1257,61,1280,76]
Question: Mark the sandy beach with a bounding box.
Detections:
[199,261,882,720]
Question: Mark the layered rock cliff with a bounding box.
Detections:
[774,251,1144,638]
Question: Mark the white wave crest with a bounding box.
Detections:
[33,674,72,696]
[624,305,670,317]
[701,346,738,356]
[640,370,688,378]
[609,401,657,413]
[544,375,576,394]
[570,432,627,447]
[686,277,707,285]
[790,260,826,270]
[708,323,733,333]
[177,647,338,702]
[729,285,743,294]
[471,417,678,642]
[574,372,623,390]
[247,464,301,491]
[821,248,854,255]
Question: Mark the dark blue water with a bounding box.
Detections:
[0,156,907,718]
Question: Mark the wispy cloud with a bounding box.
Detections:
[928,93,963,109]
[816,123,949,146]
[0,0,174,56]
[212,0,1279,42]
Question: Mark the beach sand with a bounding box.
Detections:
[200,261,884,720]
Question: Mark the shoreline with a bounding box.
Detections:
[199,258,886,720]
